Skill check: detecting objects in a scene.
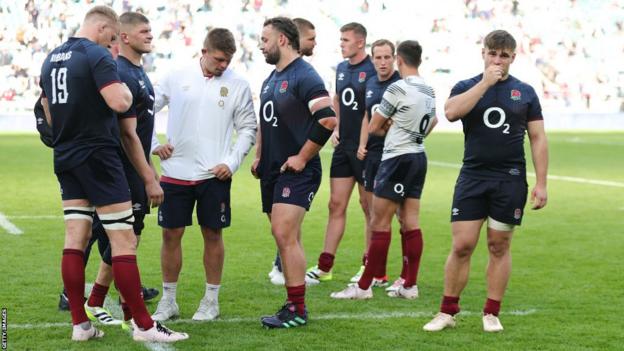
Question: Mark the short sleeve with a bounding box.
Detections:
[377,82,403,119]
[300,67,328,105]
[117,71,138,119]
[88,46,121,91]
[526,86,543,121]
[39,76,46,97]
[449,80,470,98]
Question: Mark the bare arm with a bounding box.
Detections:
[527,119,548,209]
[330,94,340,146]
[119,118,164,206]
[41,97,51,126]
[368,110,391,136]
[357,112,369,160]
[281,96,337,172]
[426,116,438,136]
[100,83,132,113]
[445,65,502,122]
[251,125,262,179]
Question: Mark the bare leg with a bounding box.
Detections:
[443,220,483,297]
[161,227,185,283]
[201,226,224,285]
[485,227,513,300]
[271,204,307,286]
[94,261,113,287]
[361,187,374,252]
[321,177,356,255]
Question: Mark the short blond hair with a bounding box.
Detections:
[85,5,119,24]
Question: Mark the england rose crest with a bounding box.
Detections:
[282,187,291,198]
[510,89,521,101]
[358,72,366,83]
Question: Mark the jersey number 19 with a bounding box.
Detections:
[50,67,69,104]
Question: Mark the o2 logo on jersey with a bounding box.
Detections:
[262,101,278,127]
[341,87,359,111]
[483,107,510,134]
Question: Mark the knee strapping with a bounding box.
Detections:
[63,206,95,222]
[99,209,134,230]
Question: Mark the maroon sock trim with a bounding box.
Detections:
[441,295,460,316]
[318,252,335,272]
[484,298,502,316]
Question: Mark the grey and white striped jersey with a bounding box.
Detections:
[377,75,436,161]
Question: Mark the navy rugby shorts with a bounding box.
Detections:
[373,153,427,202]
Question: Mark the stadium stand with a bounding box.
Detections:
[1,0,623,115]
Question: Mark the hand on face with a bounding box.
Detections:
[483,64,504,86]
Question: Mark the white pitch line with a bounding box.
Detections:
[144,342,176,351]
[5,215,61,219]
[429,161,624,188]
[0,211,23,235]
[10,309,537,329]
[563,137,624,147]
[544,175,624,188]
[73,284,177,351]
[4,214,158,220]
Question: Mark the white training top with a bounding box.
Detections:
[377,75,436,161]
[154,61,257,181]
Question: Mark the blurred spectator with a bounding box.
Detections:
[1,0,623,114]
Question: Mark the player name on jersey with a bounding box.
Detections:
[50,52,72,62]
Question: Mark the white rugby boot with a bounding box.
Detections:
[330,283,373,300]
[192,297,219,321]
[423,312,456,332]
[151,299,179,321]
[483,314,504,332]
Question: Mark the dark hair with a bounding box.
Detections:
[340,22,367,39]
[203,28,236,56]
[396,40,422,68]
[263,17,300,51]
[119,12,149,27]
[371,39,395,56]
[484,30,516,51]
[293,17,315,31]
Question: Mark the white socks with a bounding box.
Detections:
[204,283,220,302]
[161,282,220,302]
[162,282,178,301]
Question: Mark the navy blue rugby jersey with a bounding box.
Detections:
[258,57,328,180]
[335,56,376,150]
[450,74,543,180]
[116,55,155,175]
[365,71,401,155]
[39,37,122,173]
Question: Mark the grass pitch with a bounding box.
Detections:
[0,132,622,350]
